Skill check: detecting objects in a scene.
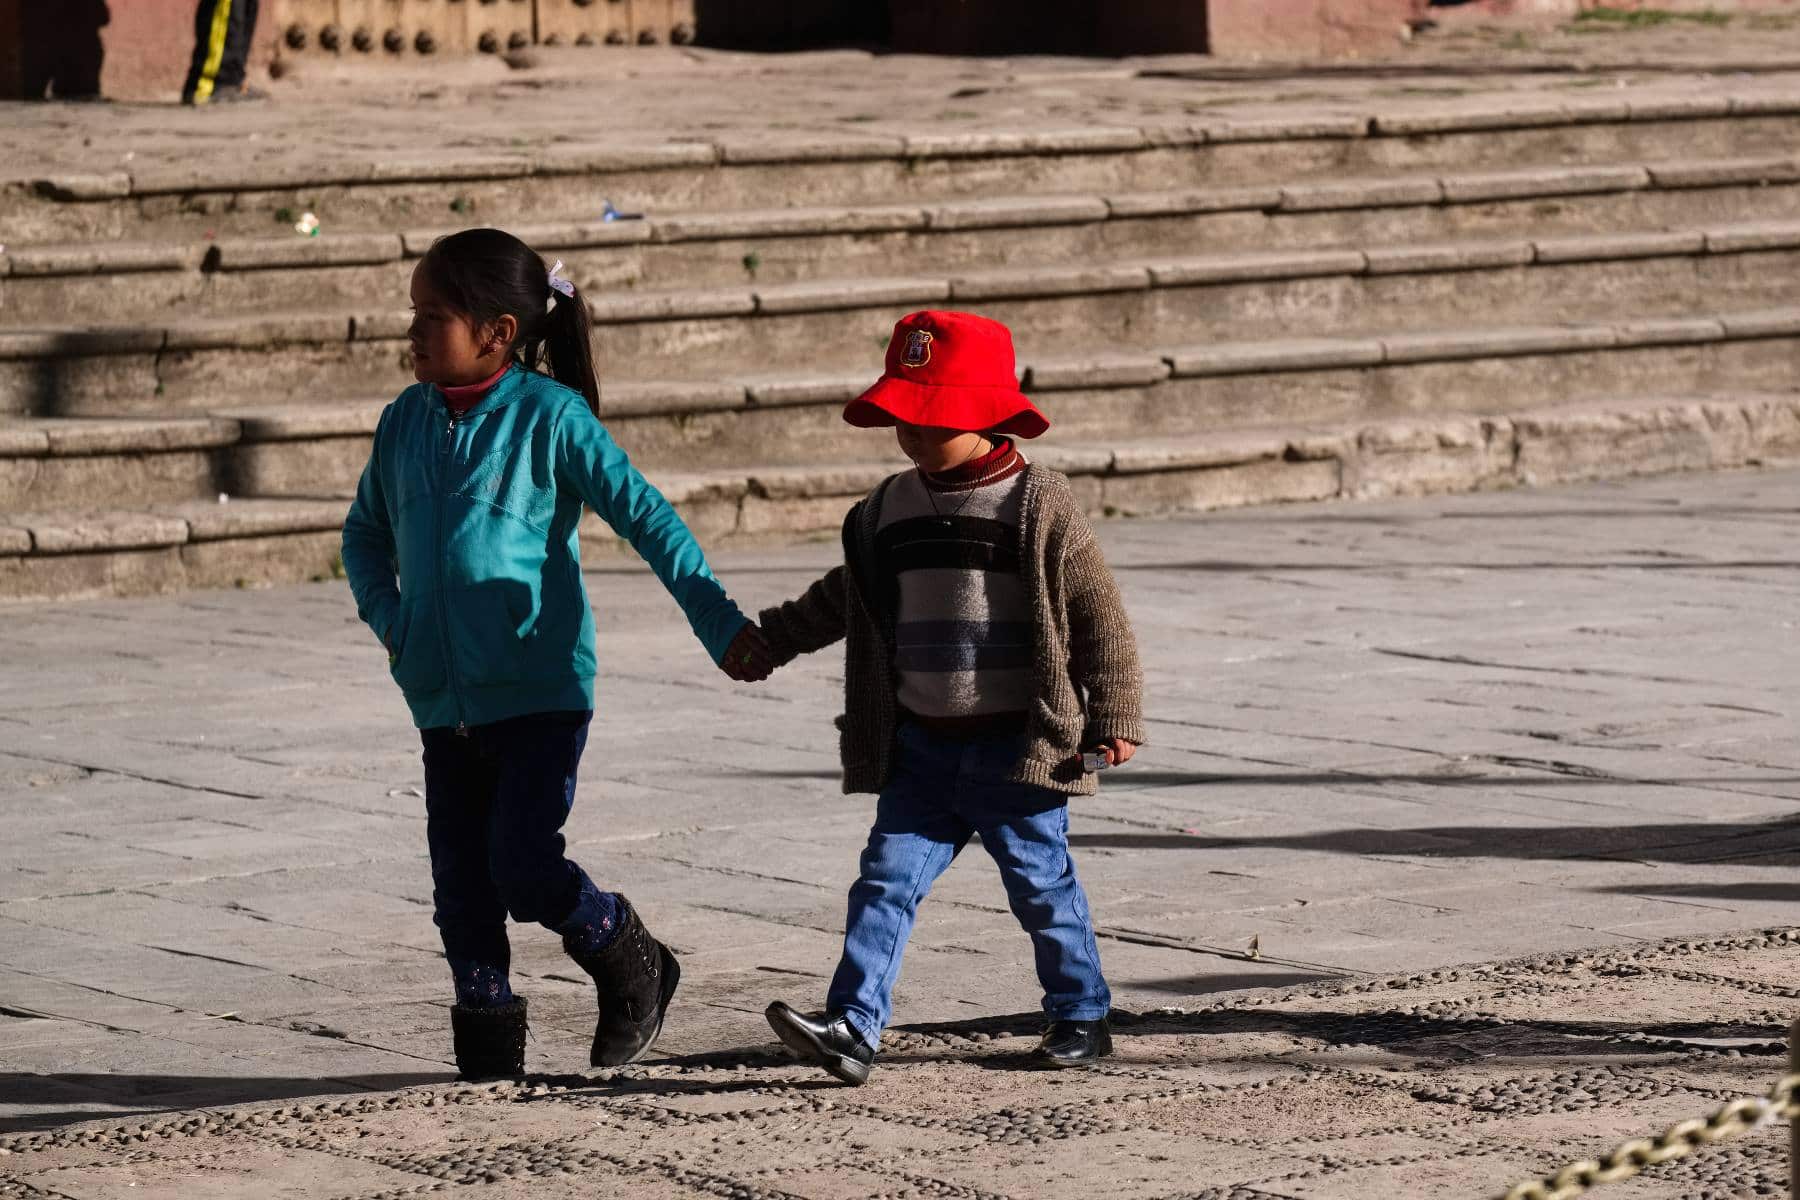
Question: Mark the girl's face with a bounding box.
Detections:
[408,263,498,388]
[895,421,992,474]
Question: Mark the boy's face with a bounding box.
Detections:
[895,422,993,474]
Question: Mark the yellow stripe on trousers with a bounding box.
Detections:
[193,0,235,103]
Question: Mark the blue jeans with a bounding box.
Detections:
[420,710,621,1006]
[828,722,1111,1049]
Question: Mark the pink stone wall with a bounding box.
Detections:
[1208,0,1423,58]
[100,0,281,101]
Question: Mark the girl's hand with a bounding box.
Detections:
[721,623,775,683]
[1090,738,1138,767]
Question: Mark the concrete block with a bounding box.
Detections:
[1363,240,1534,275]
[1381,325,1617,364]
[1611,318,1726,348]
[603,380,746,418]
[1370,105,1571,136]
[1020,128,1148,154]
[42,417,238,456]
[8,243,196,277]
[1728,93,1800,117]
[1104,185,1281,219]
[652,206,927,243]
[742,375,867,408]
[220,400,388,441]
[498,219,654,253]
[351,310,412,342]
[0,328,166,359]
[206,233,404,271]
[1167,338,1384,377]
[1720,308,1800,339]
[1135,123,1209,148]
[1102,456,1340,516]
[652,473,752,508]
[1625,95,1735,122]
[1736,394,1800,461]
[0,524,31,554]
[738,492,859,536]
[753,277,948,315]
[37,173,132,200]
[1512,402,1719,486]
[1441,166,1650,204]
[180,530,342,590]
[25,510,189,554]
[1531,230,1706,263]
[1703,222,1800,254]
[1023,353,1171,391]
[750,465,894,501]
[165,314,352,352]
[163,498,346,542]
[903,131,1038,158]
[1200,114,1366,143]
[0,426,51,455]
[950,264,1150,301]
[1027,444,1113,476]
[714,133,904,164]
[1646,157,1800,189]
[591,288,757,323]
[925,196,1110,231]
[0,545,186,599]
[365,157,532,184]
[1277,177,1443,212]
[531,142,719,174]
[1345,416,1515,500]
[1148,249,1366,287]
[1111,432,1287,473]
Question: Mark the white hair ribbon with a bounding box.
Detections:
[546,260,576,312]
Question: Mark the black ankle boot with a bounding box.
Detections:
[450,996,528,1080]
[765,1001,875,1085]
[564,897,680,1067]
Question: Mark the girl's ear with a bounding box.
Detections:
[484,314,520,355]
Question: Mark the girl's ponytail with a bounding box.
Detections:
[419,228,603,416]
[528,269,601,417]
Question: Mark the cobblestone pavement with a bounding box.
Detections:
[2,467,1798,1196]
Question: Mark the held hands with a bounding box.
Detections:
[720,622,776,683]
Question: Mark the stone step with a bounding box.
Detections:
[7,221,1800,415]
[10,156,1800,324]
[5,95,1799,244]
[6,392,1795,602]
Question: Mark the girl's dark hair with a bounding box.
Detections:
[419,228,601,414]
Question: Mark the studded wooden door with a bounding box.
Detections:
[278,0,695,58]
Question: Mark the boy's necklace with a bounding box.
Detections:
[921,438,993,528]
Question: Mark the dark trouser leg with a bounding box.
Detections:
[479,711,620,945]
[421,726,514,1008]
[215,0,258,91]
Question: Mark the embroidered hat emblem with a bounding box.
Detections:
[901,329,934,368]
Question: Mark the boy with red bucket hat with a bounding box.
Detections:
[756,311,1145,1083]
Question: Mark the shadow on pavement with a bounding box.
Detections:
[0,1072,447,1134]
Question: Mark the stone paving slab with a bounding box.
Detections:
[0,467,1797,1197]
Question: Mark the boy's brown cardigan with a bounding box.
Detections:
[758,464,1146,797]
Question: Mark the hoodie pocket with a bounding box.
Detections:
[388,598,448,693]
[445,586,528,688]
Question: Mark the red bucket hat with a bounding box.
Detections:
[843,311,1050,439]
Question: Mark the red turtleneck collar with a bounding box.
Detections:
[923,437,1021,491]
[440,363,512,416]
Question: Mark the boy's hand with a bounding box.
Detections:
[721,623,775,683]
[1089,738,1138,767]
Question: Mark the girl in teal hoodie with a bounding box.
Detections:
[342,228,773,1080]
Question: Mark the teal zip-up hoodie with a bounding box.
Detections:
[341,366,747,730]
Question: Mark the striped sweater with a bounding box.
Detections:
[877,439,1032,728]
[759,463,1145,797]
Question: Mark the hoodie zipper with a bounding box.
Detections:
[436,408,470,736]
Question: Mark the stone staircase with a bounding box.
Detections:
[3,92,1799,599]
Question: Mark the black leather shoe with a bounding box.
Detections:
[765,1001,875,1085]
[1034,1018,1113,1068]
